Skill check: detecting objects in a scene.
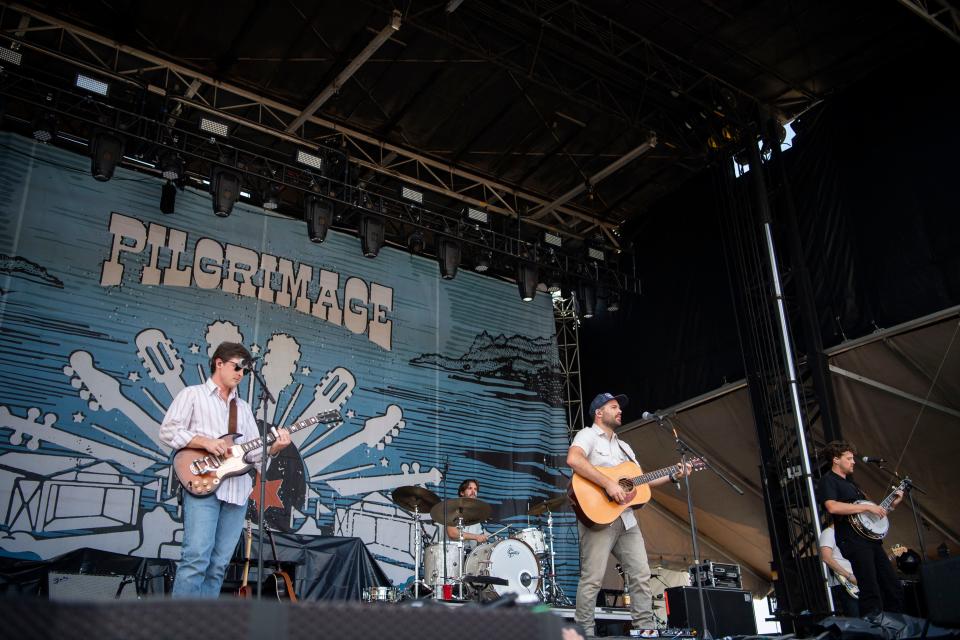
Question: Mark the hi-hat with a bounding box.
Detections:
[392,486,440,513]
[430,497,492,526]
[527,494,568,516]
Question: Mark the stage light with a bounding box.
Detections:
[360,214,385,257]
[543,231,562,248]
[606,291,621,312]
[467,207,488,224]
[437,236,461,279]
[76,73,109,96]
[407,230,425,254]
[296,149,324,171]
[306,195,333,243]
[474,251,491,273]
[89,131,124,181]
[160,181,176,214]
[0,46,22,67]
[517,262,538,302]
[263,183,281,210]
[200,117,229,138]
[587,247,605,261]
[546,271,562,294]
[401,186,423,204]
[32,111,57,143]
[578,283,597,318]
[210,166,241,217]
[160,153,184,181]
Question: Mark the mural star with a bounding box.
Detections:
[301,366,312,376]
[72,411,85,423]
[249,473,284,512]
[127,372,140,382]
[346,409,356,419]
[189,343,200,354]
[250,344,261,355]
[380,457,389,467]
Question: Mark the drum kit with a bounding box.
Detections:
[369,485,573,605]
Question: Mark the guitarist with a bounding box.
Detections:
[566,392,689,638]
[159,342,292,598]
[819,524,859,617]
[817,440,903,620]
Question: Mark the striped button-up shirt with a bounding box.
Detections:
[160,378,262,505]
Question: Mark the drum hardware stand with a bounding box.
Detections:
[541,506,573,606]
[456,515,466,600]
[412,502,425,599]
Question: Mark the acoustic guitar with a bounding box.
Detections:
[569,459,706,527]
[173,410,341,497]
[266,527,298,602]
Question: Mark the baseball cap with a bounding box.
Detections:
[589,392,629,416]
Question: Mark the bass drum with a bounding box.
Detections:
[464,538,540,597]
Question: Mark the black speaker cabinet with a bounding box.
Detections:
[665,586,757,637]
[921,556,960,627]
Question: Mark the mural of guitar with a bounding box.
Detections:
[569,459,706,527]
[135,328,187,399]
[174,410,342,497]
[303,404,404,471]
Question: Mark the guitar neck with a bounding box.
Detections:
[237,411,337,455]
[630,465,677,486]
[878,480,908,509]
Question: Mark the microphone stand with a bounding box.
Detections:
[654,414,744,640]
[875,463,927,560]
[248,359,276,600]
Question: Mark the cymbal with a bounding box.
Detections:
[527,494,568,516]
[430,497,492,526]
[392,486,440,513]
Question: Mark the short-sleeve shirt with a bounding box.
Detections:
[571,424,639,529]
[818,525,852,586]
[817,470,870,545]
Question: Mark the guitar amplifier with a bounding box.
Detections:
[689,561,742,590]
[48,572,141,601]
[665,586,756,637]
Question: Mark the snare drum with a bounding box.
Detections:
[362,585,401,603]
[463,538,540,597]
[512,527,546,556]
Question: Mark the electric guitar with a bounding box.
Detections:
[569,459,706,527]
[836,572,859,599]
[237,521,253,598]
[173,410,341,497]
[848,478,910,540]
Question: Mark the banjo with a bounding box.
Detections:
[848,478,910,540]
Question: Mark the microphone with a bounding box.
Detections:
[642,411,661,421]
[861,456,885,464]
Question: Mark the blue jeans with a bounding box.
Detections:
[172,493,247,598]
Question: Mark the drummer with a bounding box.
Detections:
[445,479,489,550]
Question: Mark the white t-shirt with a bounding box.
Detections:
[819,525,852,587]
[571,424,639,529]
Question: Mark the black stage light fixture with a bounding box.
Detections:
[606,290,621,312]
[578,282,597,319]
[160,152,184,182]
[517,262,538,302]
[437,236,461,280]
[32,111,57,143]
[211,166,241,217]
[262,183,281,210]
[474,250,491,273]
[360,213,385,257]
[546,271,562,294]
[306,195,333,243]
[89,130,124,182]
[160,181,177,214]
[407,230,425,254]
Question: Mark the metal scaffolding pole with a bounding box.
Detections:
[553,294,584,441]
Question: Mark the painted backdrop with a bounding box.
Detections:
[0,133,578,595]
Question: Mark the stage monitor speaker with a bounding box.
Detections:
[2,597,569,640]
[665,586,757,637]
[48,572,140,601]
[921,556,960,627]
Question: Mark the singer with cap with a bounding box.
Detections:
[159,341,292,597]
[567,392,690,638]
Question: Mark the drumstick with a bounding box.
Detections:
[487,525,511,538]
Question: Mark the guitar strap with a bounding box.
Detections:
[616,440,638,465]
[228,398,237,434]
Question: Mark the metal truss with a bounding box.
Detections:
[553,293,585,441]
[895,0,960,46]
[0,3,625,245]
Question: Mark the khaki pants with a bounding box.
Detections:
[575,517,654,635]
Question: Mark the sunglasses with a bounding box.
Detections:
[225,360,247,373]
